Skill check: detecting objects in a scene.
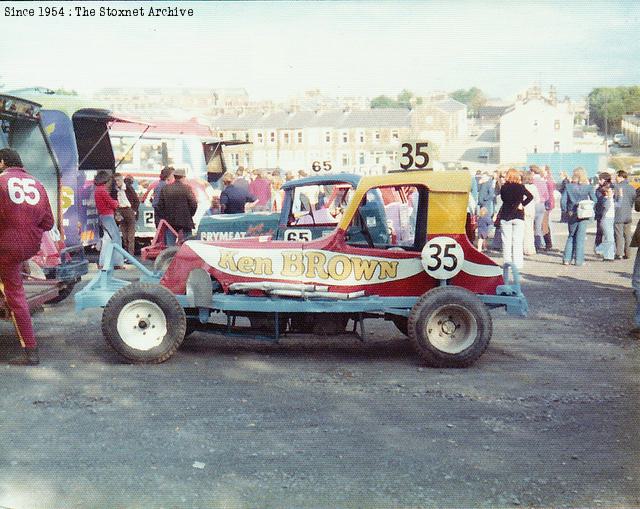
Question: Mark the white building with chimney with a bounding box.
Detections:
[499,86,574,164]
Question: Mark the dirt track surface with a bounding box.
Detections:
[0,226,639,508]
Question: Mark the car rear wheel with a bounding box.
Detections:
[408,286,492,368]
[102,282,186,363]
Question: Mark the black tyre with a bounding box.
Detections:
[153,247,180,273]
[102,282,186,363]
[46,281,76,305]
[407,286,492,368]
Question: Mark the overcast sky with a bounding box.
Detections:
[1,0,638,101]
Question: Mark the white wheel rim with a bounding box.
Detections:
[116,299,168,351]
[424,304,478,354]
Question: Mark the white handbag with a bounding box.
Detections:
[576,199,595,219]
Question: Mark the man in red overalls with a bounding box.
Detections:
[0,148,54,365]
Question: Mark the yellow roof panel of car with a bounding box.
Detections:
[359,170,471,194]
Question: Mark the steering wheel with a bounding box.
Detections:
[357,210,375,248]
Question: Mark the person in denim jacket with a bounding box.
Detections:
[477,173,495,216]
[561,167,596,266]
[595,183,615,261]
[594,172,612,250]
[613,170,636,259]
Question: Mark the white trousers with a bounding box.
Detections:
[501,218,525,269]
[523,213,536,255]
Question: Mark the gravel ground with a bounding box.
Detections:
[0,220,638,509]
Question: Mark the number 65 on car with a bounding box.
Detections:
[76,168,528,368]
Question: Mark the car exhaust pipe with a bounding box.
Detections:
[229,282,330,293]
[269,290,366,300]
[228,282,364,300]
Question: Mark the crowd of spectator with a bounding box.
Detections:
[467,165,640,270]
[205,167,308,216]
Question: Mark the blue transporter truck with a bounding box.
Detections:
[0,94,88,310]
[12,89,150,248]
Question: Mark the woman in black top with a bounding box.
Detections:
[499,168,534,270]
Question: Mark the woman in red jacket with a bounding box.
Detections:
[94,171,124,269]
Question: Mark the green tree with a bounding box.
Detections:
[450,87,486,116]
[396,89,413,109]
[370,95,398,109]
[588,86,640,132]
[370,90,416,109]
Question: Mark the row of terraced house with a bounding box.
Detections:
[211,97,468,174]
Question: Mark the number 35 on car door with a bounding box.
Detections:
[421,237,464,280]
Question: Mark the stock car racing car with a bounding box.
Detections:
[76,169,527,367]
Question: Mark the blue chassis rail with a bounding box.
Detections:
[75,244,528,318]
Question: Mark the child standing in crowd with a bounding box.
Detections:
[476,207,492,253]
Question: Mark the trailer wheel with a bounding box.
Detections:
[153,247,180,273]
[408,286,492,368]
[102,282,186,363]
[46,281,76,305]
